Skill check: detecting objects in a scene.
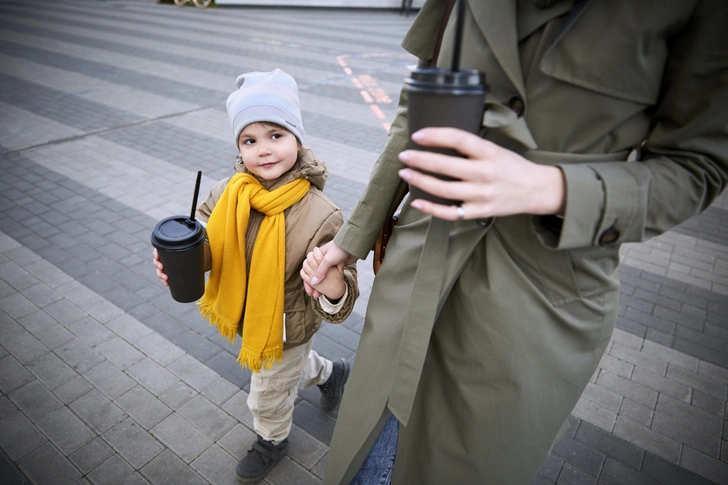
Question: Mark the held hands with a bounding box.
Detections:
[152,248,169,287]
[399,128,566,220]
[302,241,357,299]
[301,246,347,301]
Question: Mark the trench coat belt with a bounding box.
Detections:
[387,216,450,427]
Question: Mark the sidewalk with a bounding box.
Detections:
[0,1,726,484]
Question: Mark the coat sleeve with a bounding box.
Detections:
[333,85,413,259]
[541,0,728,250]
[309,210,360,324]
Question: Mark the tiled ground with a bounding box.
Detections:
[0,1,726,484]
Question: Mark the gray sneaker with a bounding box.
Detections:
[318,358,350,412]
[235,435,288,484]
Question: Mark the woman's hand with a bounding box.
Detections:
[300,247,346,302]
[398,127,566,220]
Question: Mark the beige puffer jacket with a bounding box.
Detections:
[196,147,358,350]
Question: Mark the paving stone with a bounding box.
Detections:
[158,382,198,411]
[189,444,238,485]
[680,446,728,485]
[631,367,691,403]
[651,411,721,458]
[666,363,727,400]
[1,321,49,365]
[171,330,224,365]
[9,380,64,421]
[574,420,645,471]
[114,386,172,430]
[205,352,251,389]
[201,378,239,406]
[597,371,658,409]
[537,453,564,482]
[140,450,207,485]
[69,389,127,434]
[642,452,719,485]
[68,316,115,348]
[692,389,726,417]
[287,425,329,470]
[609,343,668,376]
[614,416,681,464]
[54,339,105,373]
[125,357,180,396]
[18,309,75,350]
[36,406,95,456]
[17,442,82,485]
[68,438,115,475]
[166,354,220,393]
[217,423,258,461]
[292,401,336,447]
[178,395,236,441]
[150,413,213,464]
[83,360,136,400]
[618,398,654,428]
[134,333,185,367]
[600,457,661,485]
[103,418,164,469]
[0,396,15,420]
[580,382,623,413]
[0,355,35,394]
[94,336,145,370]
[0,292,39,321]
[571,397,616,433]
[54,376,94,405]
[552,436,605,477]
[656,394,724,437]
[266,456,322,485]
[106,313,154,345]
[0,411,47,461]
[86,454,151,485]
[640,340,700,372]
[42,299,86,327]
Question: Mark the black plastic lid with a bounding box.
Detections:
[151,216,206,250]
[405,67,486,95]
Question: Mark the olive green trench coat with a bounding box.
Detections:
[324,1,728,484]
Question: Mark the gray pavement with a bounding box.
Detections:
[0,1,726,484]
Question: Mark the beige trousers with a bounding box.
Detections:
[247,338,332,444]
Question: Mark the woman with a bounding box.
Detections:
[303,0,728,483]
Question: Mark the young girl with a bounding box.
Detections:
[153,69,358,484]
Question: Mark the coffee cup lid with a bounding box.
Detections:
[151,216,205,250]
[405,67,486,95]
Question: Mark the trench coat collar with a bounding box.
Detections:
[467,0,591,101]
[469,0,525,99]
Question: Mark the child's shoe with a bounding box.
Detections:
[235,435,288,483]
[318,358,350,412]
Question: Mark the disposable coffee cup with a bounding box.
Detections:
[404,67,487,206]
[151,216,206,303]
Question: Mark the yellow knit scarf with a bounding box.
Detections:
[198,173,311,372]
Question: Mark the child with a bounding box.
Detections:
[152,69,358,484]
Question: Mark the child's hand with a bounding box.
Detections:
[301,247,346,302]
[152,249,169,287]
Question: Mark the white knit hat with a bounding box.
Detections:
[226,69,305,146]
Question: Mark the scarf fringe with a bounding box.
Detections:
[238,347,284,373]
[197,300,238,343]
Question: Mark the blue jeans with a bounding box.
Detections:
[350,414,399,485]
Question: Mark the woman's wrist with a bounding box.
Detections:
[531,165,566,216]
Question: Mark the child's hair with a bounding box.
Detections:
[226,69,305,147]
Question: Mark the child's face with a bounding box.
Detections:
[238,123,299,181]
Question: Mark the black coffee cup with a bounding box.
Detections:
[151,216,206,303]
[404,67,487,206]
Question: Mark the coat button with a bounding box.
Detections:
[507,96,525,117]
[477,217,492,227]
[598,227,620,246]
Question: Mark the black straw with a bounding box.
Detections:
[188,170,202,222]
[451,0,466,72]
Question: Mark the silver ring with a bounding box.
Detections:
[456,205,465,220]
